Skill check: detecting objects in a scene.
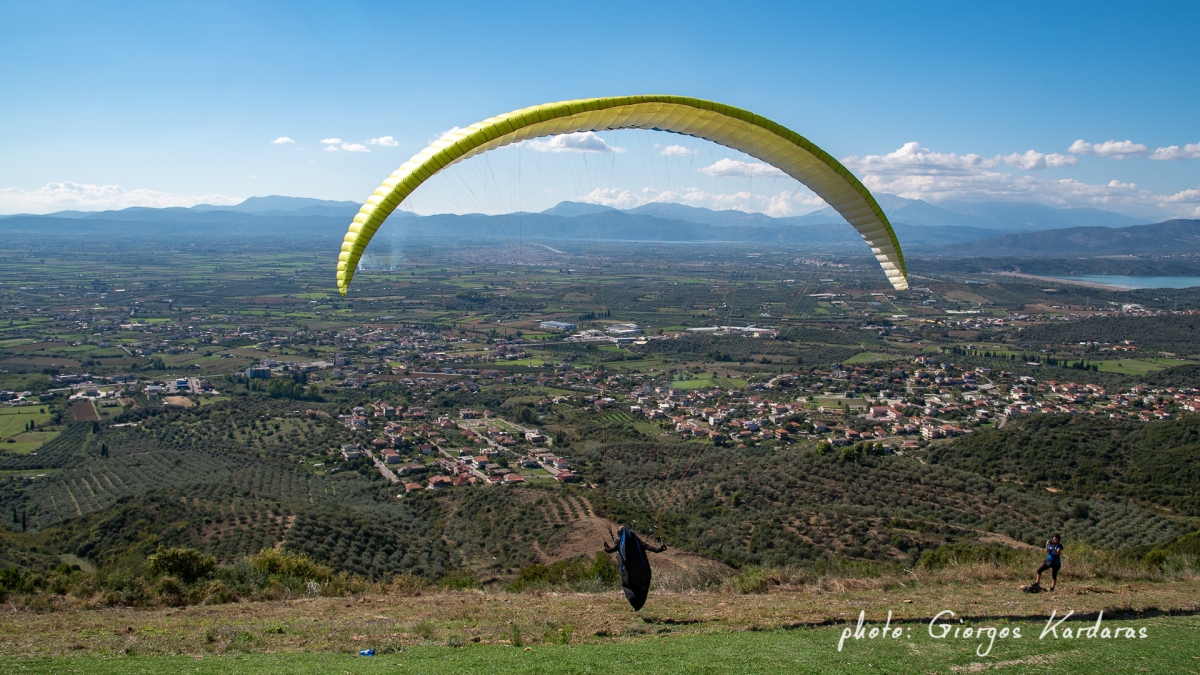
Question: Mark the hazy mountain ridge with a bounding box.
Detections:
[939,219,1200,257]
[0,194,1167,254]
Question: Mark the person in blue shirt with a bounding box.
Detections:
[1035,533,1063,591]
[603,525,667,610]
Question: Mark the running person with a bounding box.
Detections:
[604,526,666,611]
[1035,533,1063,591]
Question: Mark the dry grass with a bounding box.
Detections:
[1,565,1196,658]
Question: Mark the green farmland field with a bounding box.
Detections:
[670,377,746,390]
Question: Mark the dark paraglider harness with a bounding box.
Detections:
[606,524,665,611]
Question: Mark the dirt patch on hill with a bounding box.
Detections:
[164,396,194,407]
[68,399,99,422]
[974,531,1038,549]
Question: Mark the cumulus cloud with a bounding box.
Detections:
[0,182,240,215]
[518,131,623,153]
[579,186,823,217]
[660,145,697,157]
[843,142,998,175]
[841,141,1197,217]
[1001,150,1077,170]
[430,127,465,144]
[322,140,370,153]
[369,136,398,147]
[1160,187,1200,217]
[1150,142,1200,161]
[697,158,786,179]
[270,136,295,144]
[1068,139,1148,159]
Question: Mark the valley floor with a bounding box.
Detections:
[1,576,1196,673]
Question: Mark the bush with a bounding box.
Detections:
[200,579,238,604]
[154,576,187,607]
[246,549,332,583]
[439,570,482,590]
[507,553,618,591]
[729,567,770,594]
[146,546,216,584]
[917,544,1031,571]
[1143,530,1200,569]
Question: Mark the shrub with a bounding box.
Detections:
[917,544,1031,571]
[507,553,618,591]
[146,546,216,584]
[155,576,187,607]
[439,570,482,590]
[729,567,770,594]
[246,549,332,583]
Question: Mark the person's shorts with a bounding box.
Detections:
[1037,562,1061,578]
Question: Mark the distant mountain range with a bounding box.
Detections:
[938,219,1200,257]
[0,194,1173,257]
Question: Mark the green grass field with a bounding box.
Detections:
[0,407,51,438]
[843,352,905,365]
[670,377,746,390]
[1,430,60,454]
[4,616,1193,674]
[1096,358,1196,375]
[499,358,551,367]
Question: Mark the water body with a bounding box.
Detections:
[1048,275,1200,290]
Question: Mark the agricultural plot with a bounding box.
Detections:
[669,377,746,390]
[1096,358,1195,375]
[843,351,905,365]
[0,408,52,439]
[68,400,99,422]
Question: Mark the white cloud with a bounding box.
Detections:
[322,141,370,153]
[1068,139,1148,159]
[1067,139,1092,155]
[0,182,240,215]
[697,158,787,179]
[841,141,1197,218]
[518,131,623,153]
[661,145,697,157]
[1001,150,1077,170]
[430,127,465,144]
[843,142,997,175]
[369,136,398,147]
[270,136,295,144]
[578,186,823,217]
[1160,186,1200,217]
[1150,142,1200,161]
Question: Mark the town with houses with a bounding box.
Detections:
[10,310,1197,494]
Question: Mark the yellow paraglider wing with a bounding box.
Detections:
[338,95,907,293]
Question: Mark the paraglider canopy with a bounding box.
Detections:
[337,95,908,294]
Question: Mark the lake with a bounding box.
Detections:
[1048,275,1200,290]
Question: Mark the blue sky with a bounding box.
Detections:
[2,1,1198,218]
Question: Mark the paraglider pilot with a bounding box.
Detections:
[604,525,667,611]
